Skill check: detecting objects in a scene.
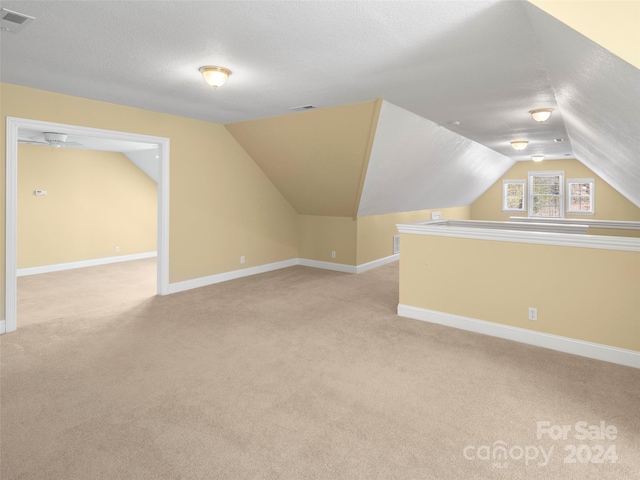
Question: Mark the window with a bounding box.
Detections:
[528,171,564,218]
[566,178,595,214]
[502,180,526,212]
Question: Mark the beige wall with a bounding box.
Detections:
[470,159,640,222]
[1,83,300,312]
[356,206,470,265]
[529,0,640,69]
[399,233,640,351]
[226,100,380,217]
[297,206,472,267]
[297,215,357,265]
[18,146,156,268]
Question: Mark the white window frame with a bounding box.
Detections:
[502,179,526,212]
[528,170,564,218]
[566,178,595,215]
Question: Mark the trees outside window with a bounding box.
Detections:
[502,180,526,212]
[529,171,564,218]
[567,178,595,214]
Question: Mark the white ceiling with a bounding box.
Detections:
[358,101,514,216]
[1,1,638,205]
[524,5,640,209]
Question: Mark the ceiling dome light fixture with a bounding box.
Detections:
[531,155,545,162]
[510,140,529,151]
[529,108,554,122]
[199,66,232,88]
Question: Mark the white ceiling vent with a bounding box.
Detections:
[290,105,316,112]
[1,8,35,33]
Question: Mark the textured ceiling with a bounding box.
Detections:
[1,1,638,208]
[358,101,514,216]
[524,3,640,207]
[2,0,572,160]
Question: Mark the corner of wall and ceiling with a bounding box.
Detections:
[527,0,640,69]
[352,97,384,219]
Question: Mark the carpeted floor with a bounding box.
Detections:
[2,259,639,479]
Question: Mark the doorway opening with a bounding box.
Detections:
[4,117,170,333]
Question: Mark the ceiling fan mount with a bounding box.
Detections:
[18,131,84,148]
[42,132,68,145]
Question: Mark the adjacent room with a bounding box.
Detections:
[1,1,638,479]
[16,140,159,327]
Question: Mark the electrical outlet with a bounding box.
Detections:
[115,246,120,253]
[331,251,336,259]
[528,307,537,321]
[240,256,245,264]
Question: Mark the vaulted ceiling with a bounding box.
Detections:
[2,1,638,213]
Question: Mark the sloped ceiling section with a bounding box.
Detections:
[358,101,514,217]
[226,101,379,217]
[124,150,159,183]
[525,3,640,208]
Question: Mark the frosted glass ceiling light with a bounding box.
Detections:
[531,155,545,162]
[529,108,554,122]
[199,66,232,88]
[510,140,529,151]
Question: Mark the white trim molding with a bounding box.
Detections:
[298,255,399,274]
[356,253,399,273]
[168,259,299,294]
[509,216,640,231]
[397,304,640,369]
[17,252,157,277]
[6,117,170,334]
[397,220,640,252]
[297,258,357,274]
[0,320,5,335]
[168,255,399,294]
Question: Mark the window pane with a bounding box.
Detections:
[569,195,591,212]
[530,173,563,217]
[532,195,560,217]
[503,181,524,211]
[567,180,594,213]
[507,184,523,196]
[506,196,523,209]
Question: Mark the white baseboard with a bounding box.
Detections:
[166,255,398,295]
[17,252,158,277]
[167,258,299,294]
[397,304,640,369]
[356,253,399,273]
[0,320,5,334]
[297,258,357,274]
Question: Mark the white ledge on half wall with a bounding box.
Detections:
[509,216,640,230]
[396,220,640,252]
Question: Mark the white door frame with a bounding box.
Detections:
[4,117,170,333]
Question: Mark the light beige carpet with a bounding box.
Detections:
[2,259,639,479]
